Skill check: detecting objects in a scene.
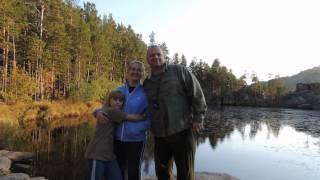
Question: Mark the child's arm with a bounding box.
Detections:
[125,114,145,121]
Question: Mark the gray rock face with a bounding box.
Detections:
[0,173,30,180]
[0,151,33,162]
[0,173,47,180]
[0,150,46,180]
[284,90,320,110]
[30,177,47,180]
[0,157,11,174]
[195,172,239,180]
[13,164,32,170]
[0,151,9,157]
[224,83,320,110]
[142,172,239,180]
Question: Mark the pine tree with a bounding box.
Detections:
[172,53,180,64]
[149,31,156,45]
[180,54,187,66]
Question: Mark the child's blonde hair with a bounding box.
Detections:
[103,90,125,109]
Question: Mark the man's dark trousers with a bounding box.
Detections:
[154,129,196,180]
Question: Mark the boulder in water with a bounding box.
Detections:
[0,150,33,162]
[0,157,11,174]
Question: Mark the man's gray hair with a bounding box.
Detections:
[147,44,163,57]
[147,44,161,50]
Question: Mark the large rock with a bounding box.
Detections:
[0,157,11,174]
[13,164,32,170]
[195,172,239,180]
[30,177,46,180]
[142,172,239,180]
[284,91,320,110]
[0,151,46,180]
[0,173,46,180]
[0,151,9,157]
[0,151,33,162]
[0,173,30,180]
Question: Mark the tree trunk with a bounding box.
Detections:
[12,35,16,71]
[95,62,98,80]
[1,27,6,92]
[3,27,9,94]
[39,3,45,100]
[40,66,44,100]
[66,61,71,97]
[40,3,44,40]
[58,75,61,98]
[110,50,115,81]
[77,39,82,89]
[123,51,127,82]
[78,57,81,89]
[51,61,55,99]
[86,60,90,82]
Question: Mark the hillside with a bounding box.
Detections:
[280,66,320,92]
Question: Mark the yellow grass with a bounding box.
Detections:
[0,101,101,124]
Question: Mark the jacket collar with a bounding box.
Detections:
[147,63,168,79]
[124,81,142,88]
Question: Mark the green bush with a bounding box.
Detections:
[68,77,121,101]
[2,70,37,103]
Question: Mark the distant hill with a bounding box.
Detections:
[280,66,320,92]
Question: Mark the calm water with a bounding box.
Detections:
[1,107,320,180]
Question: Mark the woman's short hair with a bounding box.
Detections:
[127,60,145,76]
[128,60,144,70]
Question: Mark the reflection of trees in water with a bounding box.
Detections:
[35,121,93,180]
[200,109,234,149]
[228,107,282,139]
[143,132,155,174]
[203,106,320,149]
[198,107,284,150]
[285,112,320,137]
[2,106,320,179]
[0,115,95,180]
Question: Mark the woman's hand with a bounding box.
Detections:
[192,122,203,134]
[126,114,145,121]
[96,111,110,124]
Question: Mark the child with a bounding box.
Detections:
[85,90,144,180]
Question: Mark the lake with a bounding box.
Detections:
[1,107,320,180]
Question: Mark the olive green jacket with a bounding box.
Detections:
[143,64,207,137]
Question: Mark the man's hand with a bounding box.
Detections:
[192,122,203,134]
[96,111,110,124]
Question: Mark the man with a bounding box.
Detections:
[143,45,207,180]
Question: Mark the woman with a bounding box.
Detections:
[95,60,150,180]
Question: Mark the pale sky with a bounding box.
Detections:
[80,0,320,81]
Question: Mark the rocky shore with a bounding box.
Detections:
[283,83,320,110]
[0,150,46,180]
[221,83,320,110]
[143,172,239,180]
[1,150,239,180]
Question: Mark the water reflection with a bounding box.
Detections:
[202,107,320,150]
[0,115,95,180]
[195,123,320,180]
[1,107,320,180]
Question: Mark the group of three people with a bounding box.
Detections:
[85,44,207,180]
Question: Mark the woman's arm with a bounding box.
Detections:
[93,109,110,124]
[125,114,145,121]
[102,109,144,122]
